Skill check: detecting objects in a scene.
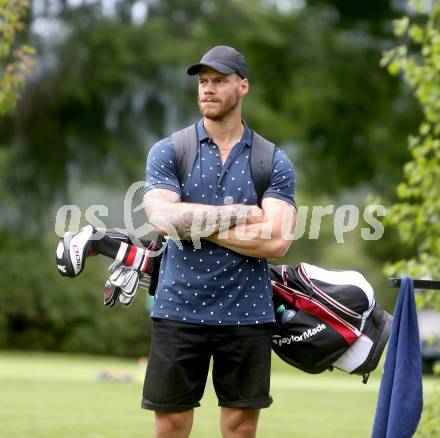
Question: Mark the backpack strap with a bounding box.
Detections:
[171,124,199,186]
[250,132,275,207]
[172,124,275,206]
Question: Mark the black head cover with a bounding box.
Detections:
[56,225,97,277]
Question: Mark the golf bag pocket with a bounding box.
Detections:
[272,308,350,374]
[332,333,374,373]
[331,303,392,382]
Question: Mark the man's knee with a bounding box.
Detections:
[220,407,260,438]
[155,410,193,438]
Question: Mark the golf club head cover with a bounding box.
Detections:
[56,225,97,277]
[92,229,162,276]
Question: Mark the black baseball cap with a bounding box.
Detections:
[187,45,248,79]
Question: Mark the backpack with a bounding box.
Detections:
[171,123,275,207]
[148,123,276,295]
[269,262,392,383]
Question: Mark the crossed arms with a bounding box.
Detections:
[143,189,297,259]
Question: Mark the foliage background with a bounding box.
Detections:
[382,1,440,436]
[2,0,440,435]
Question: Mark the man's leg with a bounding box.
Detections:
[220,407,260,438]
[155,409,194,438]
[142,319,211,435]
[212,324,273,436]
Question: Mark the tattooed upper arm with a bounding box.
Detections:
[143,189,180,217]
[143,189,181,236]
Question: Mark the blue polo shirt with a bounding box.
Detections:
[144,119,296,325]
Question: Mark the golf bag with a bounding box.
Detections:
[270,263,392,383]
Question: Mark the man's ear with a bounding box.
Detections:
[239,78,249,96]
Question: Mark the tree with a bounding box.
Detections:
[0,0,421,233]
[0,0,35,115]
[382,0,440,303]
[382,2,440,435]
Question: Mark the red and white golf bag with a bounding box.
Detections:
[269,262,392,383]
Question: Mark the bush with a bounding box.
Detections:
[0,232,152,357]
[415,382,440,438]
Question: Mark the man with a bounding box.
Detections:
[142,45,297,438]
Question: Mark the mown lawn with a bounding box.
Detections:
[0,351,435,437]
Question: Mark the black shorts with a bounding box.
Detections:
[142,318,273,413]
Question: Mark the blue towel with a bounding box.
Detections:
[372,276,423,438]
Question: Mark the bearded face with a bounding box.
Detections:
[198,88,241,121]
[197,70,246,121]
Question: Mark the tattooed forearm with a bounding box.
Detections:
[178,205,257,239]
[143,189,263,240]
[150,204,261,240]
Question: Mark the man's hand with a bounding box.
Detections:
[245,206,264,224]
[205,197,297,259]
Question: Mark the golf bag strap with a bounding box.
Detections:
[250,132,275,207]
[171,124,199,187]
[171,124,275,207]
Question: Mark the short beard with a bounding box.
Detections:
[198,91,241,121]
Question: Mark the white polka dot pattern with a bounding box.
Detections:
[145,119,296,325]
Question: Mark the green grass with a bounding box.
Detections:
[0,351,436,437]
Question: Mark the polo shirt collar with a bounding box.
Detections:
[196,118,252,147]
